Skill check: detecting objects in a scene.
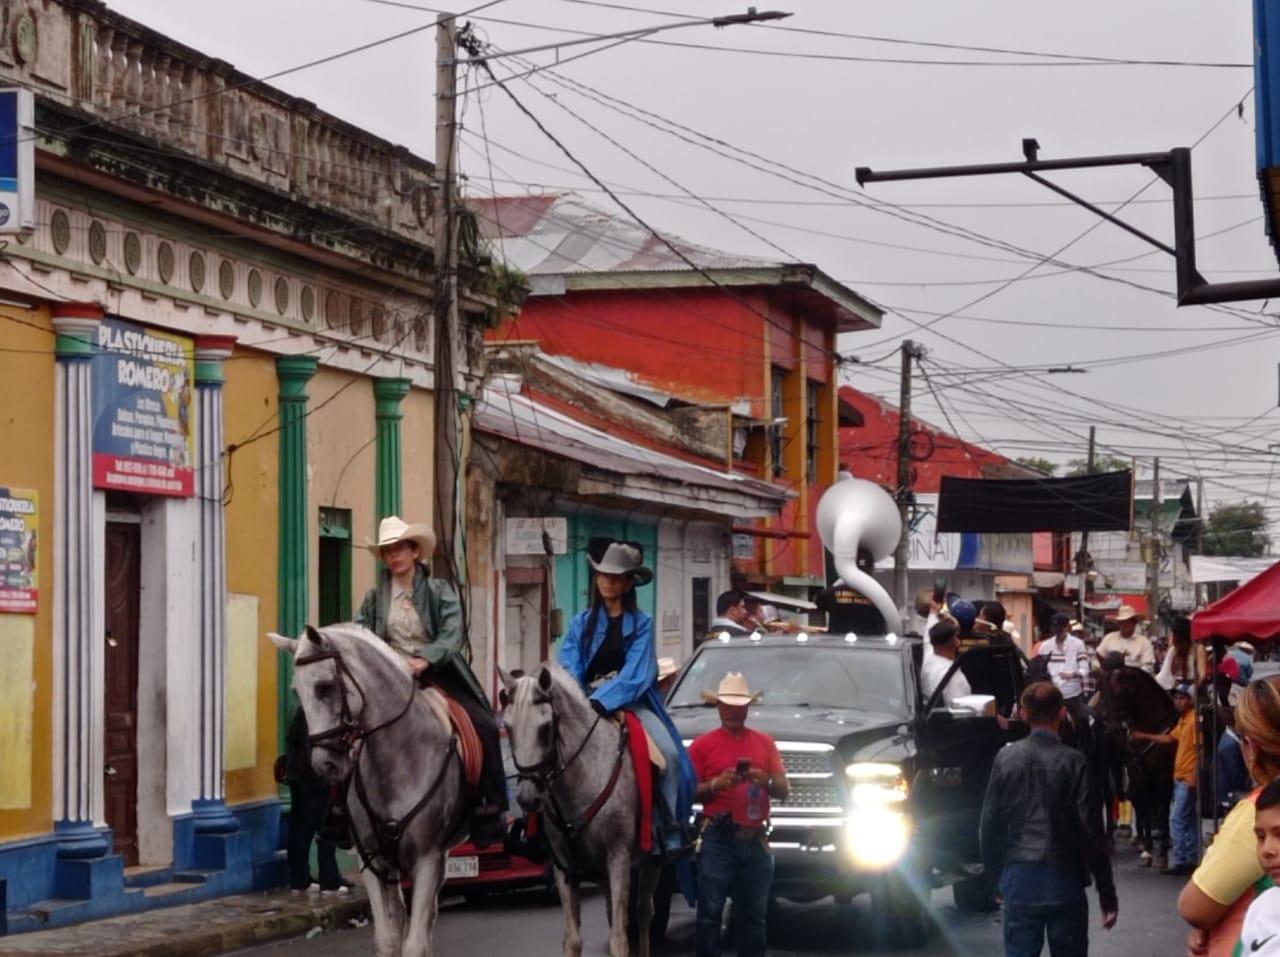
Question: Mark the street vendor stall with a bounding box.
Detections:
[1191,558,1280,642]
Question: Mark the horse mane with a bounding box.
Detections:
[1113,666,1180,732]
[510,662,590,713]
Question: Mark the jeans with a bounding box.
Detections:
[630,703,681,846]
[1170,780,1200,867]
[287,782,341,890]
[1002,896,1089,957]
[696,824,774,957]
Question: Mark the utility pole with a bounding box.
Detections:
[1077,425,1096,623]
[1195,476,1205,608]
[893,340,917,613]
[1147,458,1161,634]
[434,14,465,607]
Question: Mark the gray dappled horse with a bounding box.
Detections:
[269,623,469,957]
[500,663,660,957]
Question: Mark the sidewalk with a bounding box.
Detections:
[0,886,371,957]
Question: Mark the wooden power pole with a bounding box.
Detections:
[1077,425,1096,622]
[1147,458,1161,632]
[893,340,916,612]
[434,14,463,596]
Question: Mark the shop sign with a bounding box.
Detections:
[0,487,37,613]
[91,318,195,497]
[505,516,567,555]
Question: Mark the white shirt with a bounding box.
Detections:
[921,653,971,707]
[1039,634,1087,700]
[1242,885,1280,957]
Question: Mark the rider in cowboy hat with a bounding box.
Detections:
[356,515,507,846]
[557,541,696,854]
[1095,604,1156,673]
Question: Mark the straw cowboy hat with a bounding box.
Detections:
[700,672,763,706]
[1236,641,1256,656]
[365,515,436,558]
[657,657,678,681]
[1114,604,1138,622]
[588,541,654,586]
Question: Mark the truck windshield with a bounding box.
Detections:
[668,645,908,716]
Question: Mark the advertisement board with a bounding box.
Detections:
[91,318,196,497]
[0,89,33,233]
[0,487,37,613]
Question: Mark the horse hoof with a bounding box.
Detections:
[1154,856,1168,871]
[1139,852,1152,865]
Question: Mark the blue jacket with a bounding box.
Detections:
[558,606,697,821]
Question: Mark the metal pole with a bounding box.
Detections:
[893,340,915,612]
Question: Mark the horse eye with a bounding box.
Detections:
[314,681,335,699]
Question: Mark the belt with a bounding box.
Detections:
[707,816,767,842]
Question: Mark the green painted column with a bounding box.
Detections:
[276,355,318,755]
[373,377,412,522]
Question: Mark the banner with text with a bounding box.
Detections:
[0,487,37,613]
[91,318,196,497]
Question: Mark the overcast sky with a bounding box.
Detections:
[106,0,1279,531]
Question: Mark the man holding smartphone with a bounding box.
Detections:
[690,673,790,957]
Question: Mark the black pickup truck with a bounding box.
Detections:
[664,630,1028,947]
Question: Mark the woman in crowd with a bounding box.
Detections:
[1178,675,1280,957]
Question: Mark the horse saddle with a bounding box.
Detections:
[422,687,484,794]
[608,712,666,771]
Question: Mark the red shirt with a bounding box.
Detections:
[689,726,785,826]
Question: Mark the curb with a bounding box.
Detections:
[1,895,371,957]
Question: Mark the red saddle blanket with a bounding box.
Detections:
[624,711,654,852]
[442,694,484,795]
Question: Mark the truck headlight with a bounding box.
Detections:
[845,762,908,805]
[843,762,910,869]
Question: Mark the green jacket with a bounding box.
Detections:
[356,563,489,708]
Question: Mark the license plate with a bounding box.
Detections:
[446,855,479,879]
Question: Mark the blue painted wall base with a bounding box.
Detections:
[1,797,286,937]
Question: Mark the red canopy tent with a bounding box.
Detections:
[1191,558,1280,642]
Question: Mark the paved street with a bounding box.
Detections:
[224,842,1189,957]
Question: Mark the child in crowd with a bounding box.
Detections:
[1243,778,1280,955]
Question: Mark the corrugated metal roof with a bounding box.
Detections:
[473,194,781,276]
[474,380,791,517]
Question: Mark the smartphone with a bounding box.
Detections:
[932,576,948,604]
[736,757,751,777]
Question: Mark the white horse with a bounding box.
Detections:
[269,623,469,957]
[500,663,660,957]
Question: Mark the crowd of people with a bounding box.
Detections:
[290,513,1280,957]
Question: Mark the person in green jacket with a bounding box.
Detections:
[356,515,506,845]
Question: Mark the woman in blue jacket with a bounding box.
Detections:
[558,541,694,852]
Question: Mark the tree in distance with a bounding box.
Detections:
[1014,456,1057,475]
[1201,501,1271,557]
[1065,455,1130,476]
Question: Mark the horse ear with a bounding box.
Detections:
[304,625,323,646]
[498,666,518,695]
[267,632,298,654]
[537,665,553,694]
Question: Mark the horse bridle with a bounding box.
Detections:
[294,644,460,883]
[509,695,629,850]
[293,647,416,751]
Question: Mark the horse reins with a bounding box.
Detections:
[294,644,465,882]
[511,699,631,874]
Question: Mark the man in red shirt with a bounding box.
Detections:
[689,673,790,957]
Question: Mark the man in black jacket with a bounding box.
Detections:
[980,682,1117,957]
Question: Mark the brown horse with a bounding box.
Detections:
[1096,664,1178,869]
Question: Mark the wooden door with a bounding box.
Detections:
[104,521,141,865]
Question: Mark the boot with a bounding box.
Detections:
[470,803,505,849]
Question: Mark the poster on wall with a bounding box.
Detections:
[0,487,37,613]
[91,318,196,497]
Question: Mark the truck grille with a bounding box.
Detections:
[775,743,841,812]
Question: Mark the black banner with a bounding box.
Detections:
[936,470,1132,533]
